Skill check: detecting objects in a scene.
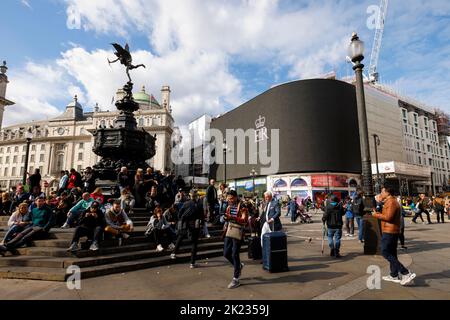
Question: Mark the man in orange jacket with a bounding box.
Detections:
[372,187,416,286]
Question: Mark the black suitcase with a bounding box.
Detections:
[262,232,288,273]
[248,236,262,260]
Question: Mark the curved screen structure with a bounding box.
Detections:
[210,79,362,180]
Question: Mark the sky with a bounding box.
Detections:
[1,0,449,128]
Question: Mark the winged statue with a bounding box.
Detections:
[108,43,146,82]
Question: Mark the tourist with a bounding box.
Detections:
[174,188,187,211]
[145,206,176,252]
[397,196,407,250]
[57,170,69,196]
[201,195,211,238]
[82,167,96,193]
[28,168,42,190]
[27,186,45,212]
[61,192,94,229]
[117,167,132,193]
[144,167,158,191]
[1,192,12,216]
[104,200,134,244]
[90,187,105,205]
[55,192,72,227]
[171,189,204,269]
[223,190,249,289]
[0,197,54,256]
[288,196,298,224]
[120,189,135,215]
[10,184,29,213]
[372,187,416,286]
[175,175,186,191]
[206,179,218,224]
[1,203,30,245]
[163,204,178,235]
[258,191,282,241]
[322,194,345,258]
[352,191,365,243]
[67,201,105,252]
[433,194,445,223]
[412,193,432,224]
[145,186,161,215]
[218,183,228,223]
[344,197,354,237]
[134,168,145,207]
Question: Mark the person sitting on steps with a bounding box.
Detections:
[104,200,134,246]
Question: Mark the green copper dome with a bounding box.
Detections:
[133,86,151,104]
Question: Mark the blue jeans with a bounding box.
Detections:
[355,216,364,241]
[223,237,242,279]
[381,233,409,278]
[290,210,297,222]
[327,228,342,251]
[3,225,25,243]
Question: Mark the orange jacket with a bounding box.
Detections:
[373,196,401,234]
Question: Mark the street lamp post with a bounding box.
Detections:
[373,134,381,194]
[23,129,33,186]
[223,140,228,185]
[348,32,379,254]
[250,168,257,197]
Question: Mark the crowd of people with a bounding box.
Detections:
[2,165,448,288]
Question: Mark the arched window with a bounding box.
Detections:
[291,178,308,187]
[273,179,287,189]
[349,179,358,188]
[138,118,144,127]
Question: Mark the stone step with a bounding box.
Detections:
[0,241,225,269]
[0,216,10,222]
[0,245,248,282]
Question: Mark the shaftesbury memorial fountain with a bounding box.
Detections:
[91,43,156,193]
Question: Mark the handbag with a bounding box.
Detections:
[226,222,244,240]
[225,203,244,240]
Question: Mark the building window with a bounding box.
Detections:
[29,166,33,173]
[39,166,43,174]
[78,153,83,161]
[4,168,8,176]
[402,109,407,119]
[20,167,24,176]
[77,165,82,172]
[30,155,35,162]
[41,144,45,151]
[13,156,17,163]
[22,146,26,152]
[14,146,18,152]
[11,167,16,176]
[79,142,84,149]
[40,154,44,162]
[0,157,2,164]
[0,148,3,153]
[5,156,9,163]
[7,147,10,153]
[31,145,36,151]
[138,118,144,127]
[21,155,25,163]
[429,159,433,166]
[418,157,422,165]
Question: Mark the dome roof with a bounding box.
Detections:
[134,86,151,104]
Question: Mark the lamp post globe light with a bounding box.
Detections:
[23,128,33,186]
[348,32,379,254]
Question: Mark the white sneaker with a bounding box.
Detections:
[227,278,240,289]
[382,275,401,283]
[168,243,175,250]
[156,244,164,252]
[170,253,176,260]
[190,263,196,269]
[400,273,416,286]
[67,243,79,252]
[122,233,130,239]
[61,223,70,229]
[205,234,211,238]
[89,242,99,251]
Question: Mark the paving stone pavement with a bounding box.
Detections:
[0,213,449,300]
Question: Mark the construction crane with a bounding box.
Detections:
[368,0,389,83]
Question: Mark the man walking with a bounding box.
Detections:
[352,191,365,243]
[206,179,218,224]
[412,193,432,224]
[322,195,345,258]
[372,187,416,286]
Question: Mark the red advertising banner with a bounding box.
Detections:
[311,175,348,188]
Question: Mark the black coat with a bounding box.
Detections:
[206,185,218,205]
[178,199,204,230]
[323,202,345,229]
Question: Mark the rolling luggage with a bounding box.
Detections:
[248,236,262,260]
[262,231,288,273]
